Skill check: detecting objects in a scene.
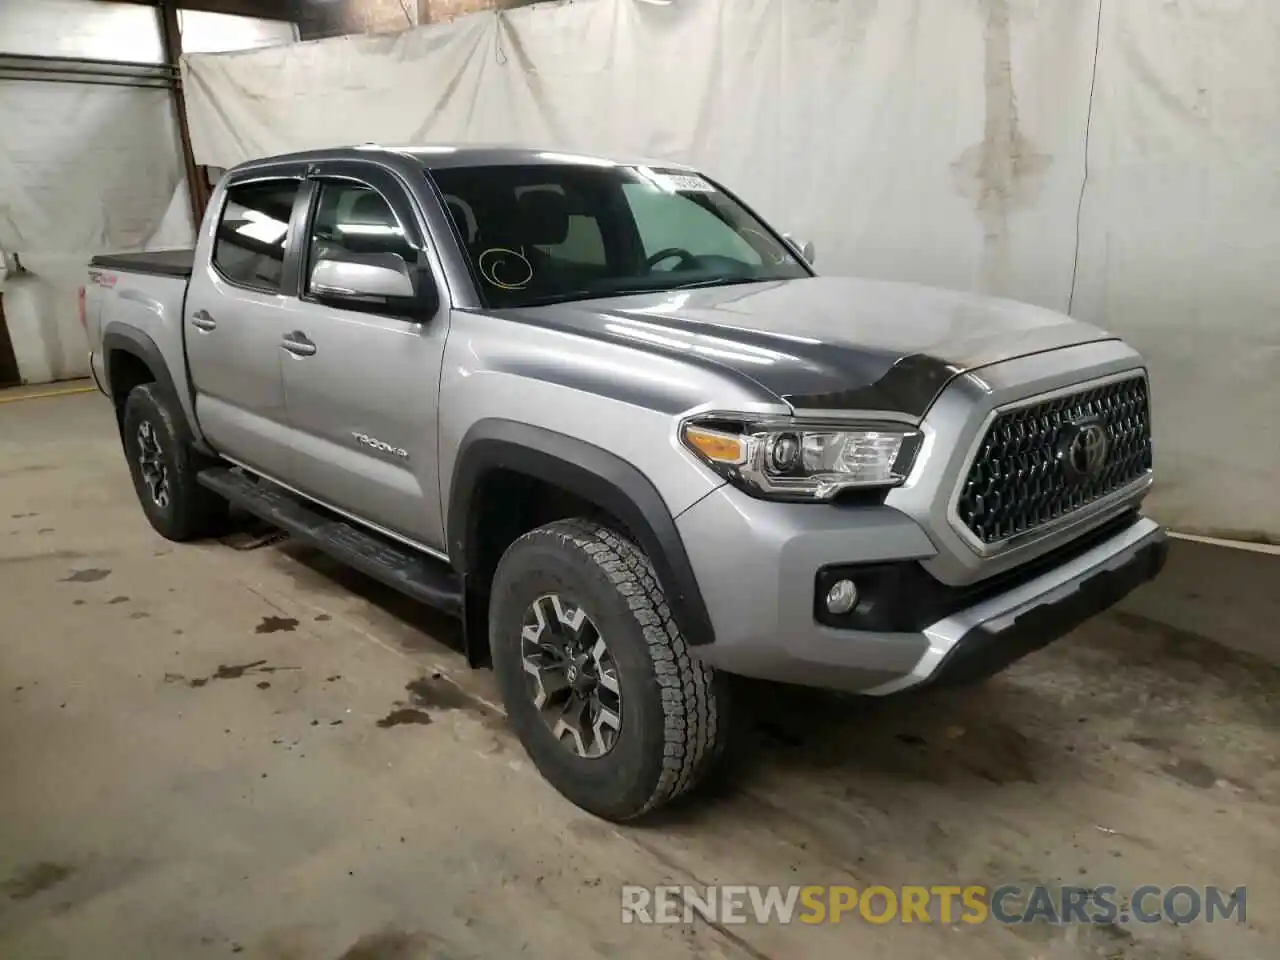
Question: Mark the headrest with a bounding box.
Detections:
[349,191,393,225]
[516,189,569,246]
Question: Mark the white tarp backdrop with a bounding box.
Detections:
[177,0,1276,541]
[0,82,188,383]
[0,2,295,384]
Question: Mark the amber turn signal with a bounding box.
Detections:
[683,425,747,465]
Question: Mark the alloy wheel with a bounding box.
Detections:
[136,420,170,509]
[520,594,622,758]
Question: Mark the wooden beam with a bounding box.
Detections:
[111,0,301,23]
[157,1,211,229]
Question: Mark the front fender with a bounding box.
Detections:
[448,419,716,647]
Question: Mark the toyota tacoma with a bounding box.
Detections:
[83,145,1167,820]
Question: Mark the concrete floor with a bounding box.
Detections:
[1,389,1277,960]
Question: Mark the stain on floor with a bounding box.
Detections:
[213,660,269,680]
[59,567,111,583]
[255,615,299,634]
[2,862,73,901]
[376,708,433,728]
[338,929,430,960]
[167,660,294,689]
[1162,757,1220,789]
[0,550,84,566]
[406,674,495,719]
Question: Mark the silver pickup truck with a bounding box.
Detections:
[84,145,1166,820]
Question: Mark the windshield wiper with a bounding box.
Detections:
[500,290,601,307]
[613,277,763,297]
[498,277,764,308]
[670,276,762,290]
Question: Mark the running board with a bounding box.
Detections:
[198,467,462,616]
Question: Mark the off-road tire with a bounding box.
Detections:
[121,384,227,542]
[489,518,731,821]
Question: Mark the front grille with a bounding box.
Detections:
[956,375,1152,546]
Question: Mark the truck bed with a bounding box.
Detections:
[89,249,194,279]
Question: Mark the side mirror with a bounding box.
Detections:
[310,253,421,312]
[783,233,816,266]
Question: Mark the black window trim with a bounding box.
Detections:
[297,160,441,322]
[210,172,308,297]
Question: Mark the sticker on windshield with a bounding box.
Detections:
[654,173,716,193]
[478,247,533,290]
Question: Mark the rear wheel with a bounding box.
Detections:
[121,384,227,541]
[489,518,731,821]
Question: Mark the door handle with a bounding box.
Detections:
[190,310,217,332]
[280,331,317,357]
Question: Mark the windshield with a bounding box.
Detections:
[429,163,811,309]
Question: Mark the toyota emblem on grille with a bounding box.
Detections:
[1058,417,1110,481]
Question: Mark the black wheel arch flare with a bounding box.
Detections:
[447,419,716,648]
[101,327,197,442]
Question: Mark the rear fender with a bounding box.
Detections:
[102,327,197,443]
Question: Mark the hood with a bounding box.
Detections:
[499,276,1114,417]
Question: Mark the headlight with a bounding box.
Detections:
[681,415,922,501]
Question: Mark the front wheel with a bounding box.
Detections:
[489,519,731,821]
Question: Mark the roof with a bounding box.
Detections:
[233,144,695,173]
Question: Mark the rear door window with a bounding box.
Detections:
[213,179,301,292]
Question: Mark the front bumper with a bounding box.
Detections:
[862,514,1167,694]
[676,486,1167,694]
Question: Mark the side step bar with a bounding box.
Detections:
[198,467,462,616]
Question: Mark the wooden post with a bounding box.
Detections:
[158,1,210,230]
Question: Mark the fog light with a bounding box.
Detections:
[825,579,858,615]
